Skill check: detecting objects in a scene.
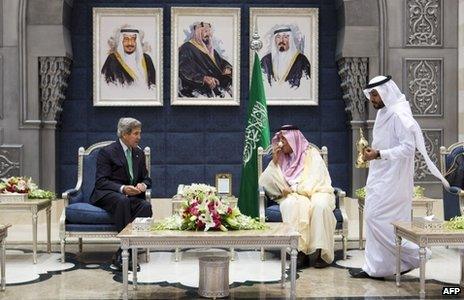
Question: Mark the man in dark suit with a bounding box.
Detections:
[90,117,152,271]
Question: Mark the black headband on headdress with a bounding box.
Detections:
[279,125,299,131]
[273,28,291,35]
[365,75,392,89]
[194,22,211,30]
[120,29,139,33]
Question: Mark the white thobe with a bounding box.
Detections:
[259,147,336,263]
[363,113,422,277]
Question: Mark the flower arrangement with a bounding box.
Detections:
[152,183,266,232]
[355,185,425,200]
[444,216,464,230]
[0,176,55,199]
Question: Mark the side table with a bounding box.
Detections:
[0,199,51,263]
[393,221,464,299]
[357,197,437,249]
[0,224,11,291]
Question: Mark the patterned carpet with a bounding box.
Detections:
[5,246,459,289]
[2,248,286,288]
[2,249,75,285]
[334,246,462,284]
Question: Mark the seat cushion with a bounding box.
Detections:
[65,223,118,232]
[265,205,282,222]
[66,203,113,225]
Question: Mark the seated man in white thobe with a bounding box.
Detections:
[259,125,336,268]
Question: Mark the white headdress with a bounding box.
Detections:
[363,75,449,190]
[269,27,298,80]
[118,26,145,82]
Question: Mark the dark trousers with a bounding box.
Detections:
[95,192,152,232]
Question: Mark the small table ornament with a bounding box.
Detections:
[132,218,154,231]
[412,216,444,230]
[0,193,28,203]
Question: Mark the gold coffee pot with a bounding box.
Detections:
[355,128,369,168]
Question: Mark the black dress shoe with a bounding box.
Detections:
[112,250,123,271]
[314,257,330,269]
[313,250,330,268]
[112,259,140,272]
[349,268,384,280]
[129,261,141,272]
[112,250,140,272]
[296,252,310,269]
[400,269,413,275]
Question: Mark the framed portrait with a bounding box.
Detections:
[250,8,319,106]
[215,173,232,196]
[93,7,163,106]
[171,7,240,106]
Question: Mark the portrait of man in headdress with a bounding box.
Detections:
[261,25,310,89]
[93,8,163,106]
[101,24,156,89]
[251,8,318,105]
[178,21,233,98]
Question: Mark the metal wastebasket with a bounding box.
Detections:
[198,256,230,298]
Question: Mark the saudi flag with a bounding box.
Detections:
[238,52,270,218]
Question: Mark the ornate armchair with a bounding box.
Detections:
[440,142,464,220]
[258,144,349,259]
[60,141,151,263]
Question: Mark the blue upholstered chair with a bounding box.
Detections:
[258,144,349,259]
[59,141,151,263]
[440,142,464,220]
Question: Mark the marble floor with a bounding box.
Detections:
[0,199,457,299]
[0,241,460,299]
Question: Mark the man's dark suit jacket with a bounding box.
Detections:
[90,141,152,204]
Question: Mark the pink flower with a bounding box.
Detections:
[188,203,199,216]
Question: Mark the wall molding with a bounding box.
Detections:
[404,0,443,47]
[404,58,443,117]
[39,56,72,124]
[19,0,40,129]
[337,57,369,121]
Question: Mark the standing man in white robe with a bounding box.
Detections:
[350,76,449,279]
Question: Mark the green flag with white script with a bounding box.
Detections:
[238,52,270,218]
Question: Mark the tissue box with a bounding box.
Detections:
[412,217,444,230]
[0,193,28,203]
[132,217,154,231]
